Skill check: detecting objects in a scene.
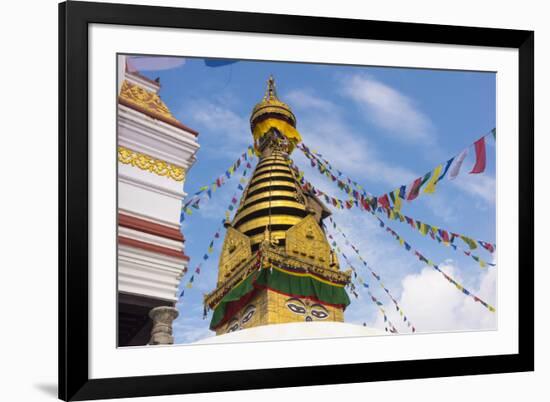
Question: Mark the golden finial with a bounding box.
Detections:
[265,75,277,101]
[251,75,297,130]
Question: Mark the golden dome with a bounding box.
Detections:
[250,76,297,131]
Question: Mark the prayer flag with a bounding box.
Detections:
[406,177,423,201]
[423,164,443,194]
[419,223,429,236]
[470,137,487,174]
[392,189,402,211]
[398,185,406,199]
[479,241,495,253]
[437,157,455,183]
[460,235,478,250]
[448,149,468,180]
[378,194,390,209]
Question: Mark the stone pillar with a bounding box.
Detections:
[148,306,179,345]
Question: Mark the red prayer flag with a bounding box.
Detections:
[470,137,487,174]
[406,177,423,201]
[378,194,390,209]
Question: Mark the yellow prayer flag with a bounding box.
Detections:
[460,235,478,250]
[392,189,402,211]
[419,223,429,235]
[479,259,487,268]
[423,164,443,194]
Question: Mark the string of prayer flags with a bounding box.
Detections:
[289,162,354,211]
[371,212,496,313]
[294,155,496,265]
[179,145,255,223]
[348,274,399,333]
[376,206,495,267]
[326,218,416,333]
[299,128,495,212]
[295,150,497,263]
[179,166,252,299]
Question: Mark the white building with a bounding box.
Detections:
[116,56,200,346]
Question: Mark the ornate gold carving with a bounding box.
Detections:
[205,246,351,312]
[248,230,288,247]
[285,215,334,270]
[118,146,186,182]
[217,227,252,285]
[119,80,175,119]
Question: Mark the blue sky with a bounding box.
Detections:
[135,55,497,344]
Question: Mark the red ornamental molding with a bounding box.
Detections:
[118,213,184,242]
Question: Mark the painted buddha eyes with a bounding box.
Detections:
[226,304,256,333]
[227,319,240,333]
[310,308,329,319]
[241,305,256,324]
[285,298,329,321]
[287,303,307,314]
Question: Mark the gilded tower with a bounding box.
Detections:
[205,77,351,335]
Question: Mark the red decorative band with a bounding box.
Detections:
[118,213,184,242]
[118,236,189,261]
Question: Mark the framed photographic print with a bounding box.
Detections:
[59,1,534,400]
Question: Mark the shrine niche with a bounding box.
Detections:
[285,215,333,269]
[217,227,252,285]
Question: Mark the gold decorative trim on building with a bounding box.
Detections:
[120,80,174,120]
[118,146,186,182]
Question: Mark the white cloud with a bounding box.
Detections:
[173,317,214,344]
[374,262,496,333]
[285,89,336,112]
[288,89,416,189]
[341,75,434,142]
[178,99,251,157]
[453,174,496,204]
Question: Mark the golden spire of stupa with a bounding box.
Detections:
[204,77,350,335]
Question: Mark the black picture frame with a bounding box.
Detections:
[59,1,534,400]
